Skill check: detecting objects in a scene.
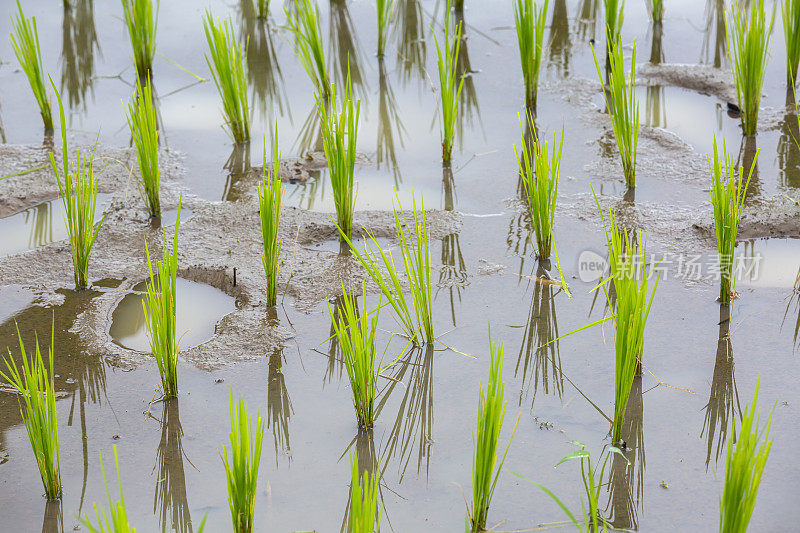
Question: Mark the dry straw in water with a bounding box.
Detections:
[434,0,464,164]
[708,138,755,303]
[593,36,639,188]
[341,191,433,346]
[513,0,548,113]
[121,0,158,79]
[727,0,773,136]
[0,323,61,500]
[125,77,161,217]
[143,202,181,398]
[348,450,381,532]
[469,332,517,533]
[286,0,330,98]
[10,0,52,133]
[514,116,563,260]
[49,82,105,290]
[258,129,283,307]
[719,378,773,533]
[222,391,264,533]
[317,72,360,242]
[204,12,250,143]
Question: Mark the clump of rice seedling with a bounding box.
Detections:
[258,129,283,307]
[783,0,800,85]
[10,1,52,133]
[519,443,628,532]
[709,138,755,303]
[125,77,161,218]
[376,0,395,58]
[349,449,381,532]
[143,202,181,398]
[329,283,381,428]
[286,0,330,98]
[317,72,360,242]
[647,0,663,24]
[434,0,464,164]
[256,0,270,19]
[48,83,104,290]
[596,202,659,445]
[0,323,61,500]
[514,0,548,112]
[593,36,639,188]
[727,0,773,136]
[719,378,773,533]
[604,0,624,50]
[79,446,134,532]
[455,0,465,10]
[514,116,563,260]
[469,333,517,533]
[204,12,250,144]
[341,190,433,346]
[121,0,158,80]
[222,391,264,533]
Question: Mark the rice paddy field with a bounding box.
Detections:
[1,0,799,531]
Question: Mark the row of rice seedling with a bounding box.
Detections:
[286,0,330,98]
[10,1,52,134]
[125,77,161,218]
[121,0,158,80]
[434,1,464,165]
[258,129,284,307]
[513,0,548,113]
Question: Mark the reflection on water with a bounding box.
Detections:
[738,238,800,288]
[267,343,293,466]
[329,0,368,102]
[644,85,665,131]
[436,166,467,326]
[41,499,63,533]
[605,375,645,530]
[61,0,99,112]
[379,345,434,482]
[377,59,406,185]
[324,291,358,386]
[737,136,760,199]
[340,428,381,530]
[454,11,481,146]
[701,304,741,469]
[575,0,599,43]
[222,142,251,201]
[237,2,288,120]
[152,399,195,533]
[778,93,800,189]
[514,264,563,404]
[0,193,111,257]
[294,102,324,157]
[782,267,800,350]
[394,0,427,87]
[701,0,727,68]
[109,278,236,353]
[649,21,664,65]
[548,0,571,78]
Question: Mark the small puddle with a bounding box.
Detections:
[109,278,236,352]
[737,238,800,288]
[0,193,112,256]
[302,236,393,255]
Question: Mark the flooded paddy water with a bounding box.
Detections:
[0,0,799,531]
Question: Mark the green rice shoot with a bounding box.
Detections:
[469,332,517,533]
[604,0,624,51]
[285,0,330,98]
[317,71,360,242]
[708,137,756,303]
[514,115,563,260]
[592,36,639,188]
[340,190,433,346]
[596,202,659,445]
[78,446,135,532]
[258,128,283,307]
[256,0,270,19]
[121,0,158,79]
[48,82,105,290]
[349,450,381,532]
[125,76,161,218]
[647,0,663,24]
[204,12,251,143]
[0,323,61,500]
[9,0,53,133]
[329,283,381,429]
[143,202,181,398]
[376,0,395,58]
[433,0,464,164]
[726,0,773,136]
[719,378,773,533]
[222,391,264,533]
[784,0,800,86]
[513,0,548,112]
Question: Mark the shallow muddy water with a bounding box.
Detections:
[1,0,799,532]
